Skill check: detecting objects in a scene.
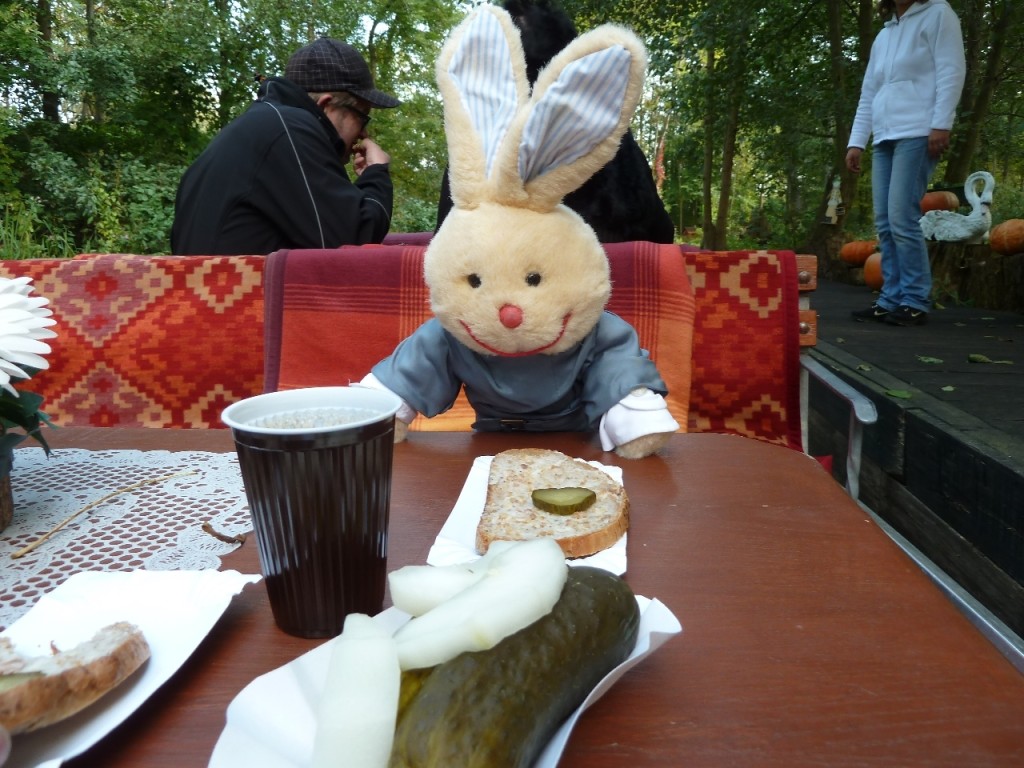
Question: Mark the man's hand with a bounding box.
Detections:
[351,137,390,176]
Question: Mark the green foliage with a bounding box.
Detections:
[991,183,1024,227]
[0,199,79,260]
[0,0,1022,257]
[0,372,54,456]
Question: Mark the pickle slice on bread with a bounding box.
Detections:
[477,449,628,558]
[531,487,597,515]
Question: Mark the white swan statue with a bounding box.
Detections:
[919,171,995,244]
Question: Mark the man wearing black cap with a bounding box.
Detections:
[171,38,400,255]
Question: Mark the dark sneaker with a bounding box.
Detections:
[885,305,928,326]
[851,303,890,322]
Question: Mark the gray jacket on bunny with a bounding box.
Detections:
[371,313,666,431]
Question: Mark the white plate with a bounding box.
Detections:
[209,596,682,768]
[2,569,261,768]
[426,455,628,574]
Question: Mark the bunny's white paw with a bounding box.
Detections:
[614,431,672,459]
[356,373,416,443]
[599,387,679,458]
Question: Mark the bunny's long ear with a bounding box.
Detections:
[511,25,647,210]
[436,6,530,210]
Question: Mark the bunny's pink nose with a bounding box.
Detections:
[499,304,523,329]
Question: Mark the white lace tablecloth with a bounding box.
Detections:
[0,447,252,631]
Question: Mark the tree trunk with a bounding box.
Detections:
[943,0,1019,183]
[713,39,746,251]
[701,16,748,252]
[713,96,739,250]
[215,0,232,128]
[802,0,871,277]
[700,46,717,249]
[84,0,105,122]
[36,0,59,122]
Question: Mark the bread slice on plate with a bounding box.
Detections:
[477,448,629,558]
[0,621,150,734]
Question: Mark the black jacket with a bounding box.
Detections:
[171,77,393,255]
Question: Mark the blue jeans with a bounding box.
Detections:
[871,137,938,312]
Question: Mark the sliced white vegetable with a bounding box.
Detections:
[393,538,568,670]
[388,541,517,616]
[311,613,400,768]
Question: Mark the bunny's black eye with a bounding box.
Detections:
[525,272,542,287]
[467,274,481,288]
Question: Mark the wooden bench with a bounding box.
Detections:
[1,244,872,495]
[263,242,816,450]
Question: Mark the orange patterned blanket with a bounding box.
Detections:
[264,241,695,433]
[0,254,265,428]
[264,243,802,448]
[682,249,803,450]
[0,244,801,450]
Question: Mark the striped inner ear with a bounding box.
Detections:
[447,9,519,179]
[518,45,631,184]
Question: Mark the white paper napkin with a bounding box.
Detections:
[2,569,261,768]
[426,455,628,574]
[209,596,682,768]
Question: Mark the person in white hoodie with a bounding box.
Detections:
[847,0,965,326]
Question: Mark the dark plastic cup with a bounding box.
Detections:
[222,387,402,638]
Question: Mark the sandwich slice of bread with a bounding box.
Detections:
[0,621,150,734]
[477,448,629,558]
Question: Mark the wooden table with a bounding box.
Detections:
[33,427,1024,766]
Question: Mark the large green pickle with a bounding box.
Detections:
[389,565,641,768]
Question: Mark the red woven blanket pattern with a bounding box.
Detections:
[0,244,800,443]
[602,241,694,429]
[0,254,265,428]
[265,246,428,384]
[265,242,695,433]
[264,245,473,431]
[683,249,802,449]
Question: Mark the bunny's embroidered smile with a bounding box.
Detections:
[460,313,571,357]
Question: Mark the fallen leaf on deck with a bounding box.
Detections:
[886,389,913,399]
[941,385,955,392]
[856,363,872,372]
[968,353,1014,364]
[917,355,943,364]
[835,337,846,344]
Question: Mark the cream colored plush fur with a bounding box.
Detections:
[426,7,644,363]
[383,6,675,458]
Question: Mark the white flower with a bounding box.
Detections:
[0,277,58,398]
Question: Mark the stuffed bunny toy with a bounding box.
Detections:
[361,5,678,458]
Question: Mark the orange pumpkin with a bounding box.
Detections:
[839,239,878,266]
[863,251,883,291]
[920,190,960,213]
[989,219,1024,255]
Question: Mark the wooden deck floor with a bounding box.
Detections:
[813,277,1024,436]
[806,277,1024,641]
